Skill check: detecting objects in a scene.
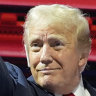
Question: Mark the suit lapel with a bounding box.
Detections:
[83,79,96,96]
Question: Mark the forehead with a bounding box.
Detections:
[28,26,76,46]
[29,25,75,38]
[29,28,67,42]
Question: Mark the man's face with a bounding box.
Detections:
[28,25,84,93]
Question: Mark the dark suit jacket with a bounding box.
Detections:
[0,57,96,96]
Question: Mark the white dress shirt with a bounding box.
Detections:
[55,78,90,96]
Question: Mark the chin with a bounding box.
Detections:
[42,81,55,93]
[40,75,53,85]
[37,75,56,92]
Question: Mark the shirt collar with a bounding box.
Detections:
[73,77,90,96]
[73,77,85,96]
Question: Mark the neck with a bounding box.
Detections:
[50,75,81,95]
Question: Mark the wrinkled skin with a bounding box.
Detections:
[28,25,87,94]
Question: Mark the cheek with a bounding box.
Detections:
[57,50,80,71]
[29,52,40,69]
[29,52,41,80]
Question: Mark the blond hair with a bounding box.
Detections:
[23,4,91,56]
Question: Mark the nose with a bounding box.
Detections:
[40,44,53,65]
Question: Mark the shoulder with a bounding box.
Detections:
[5,62,37,96]
[5,62,30,88]
[5,62,24,82]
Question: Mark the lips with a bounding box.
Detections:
[37,67,61,72]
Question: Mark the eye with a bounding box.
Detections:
[50,40,63,47]
[53,41,64,51]
[30,42,43,52]
[48,39,63,51]
[32,43,39,47]
[55,41,61,46]
[30,41,43,47]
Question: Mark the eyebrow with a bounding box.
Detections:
[47,34,69,43]
[28,35,43,44]
[28,34,71,44]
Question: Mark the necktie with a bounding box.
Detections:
[63,93,75,96]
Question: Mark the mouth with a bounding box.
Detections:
[37,68,61,74]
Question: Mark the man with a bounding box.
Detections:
[0,4,96,96]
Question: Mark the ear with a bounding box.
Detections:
[78,54,88,73]
[24,44,30,67]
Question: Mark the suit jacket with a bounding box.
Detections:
[0,57,96,96]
